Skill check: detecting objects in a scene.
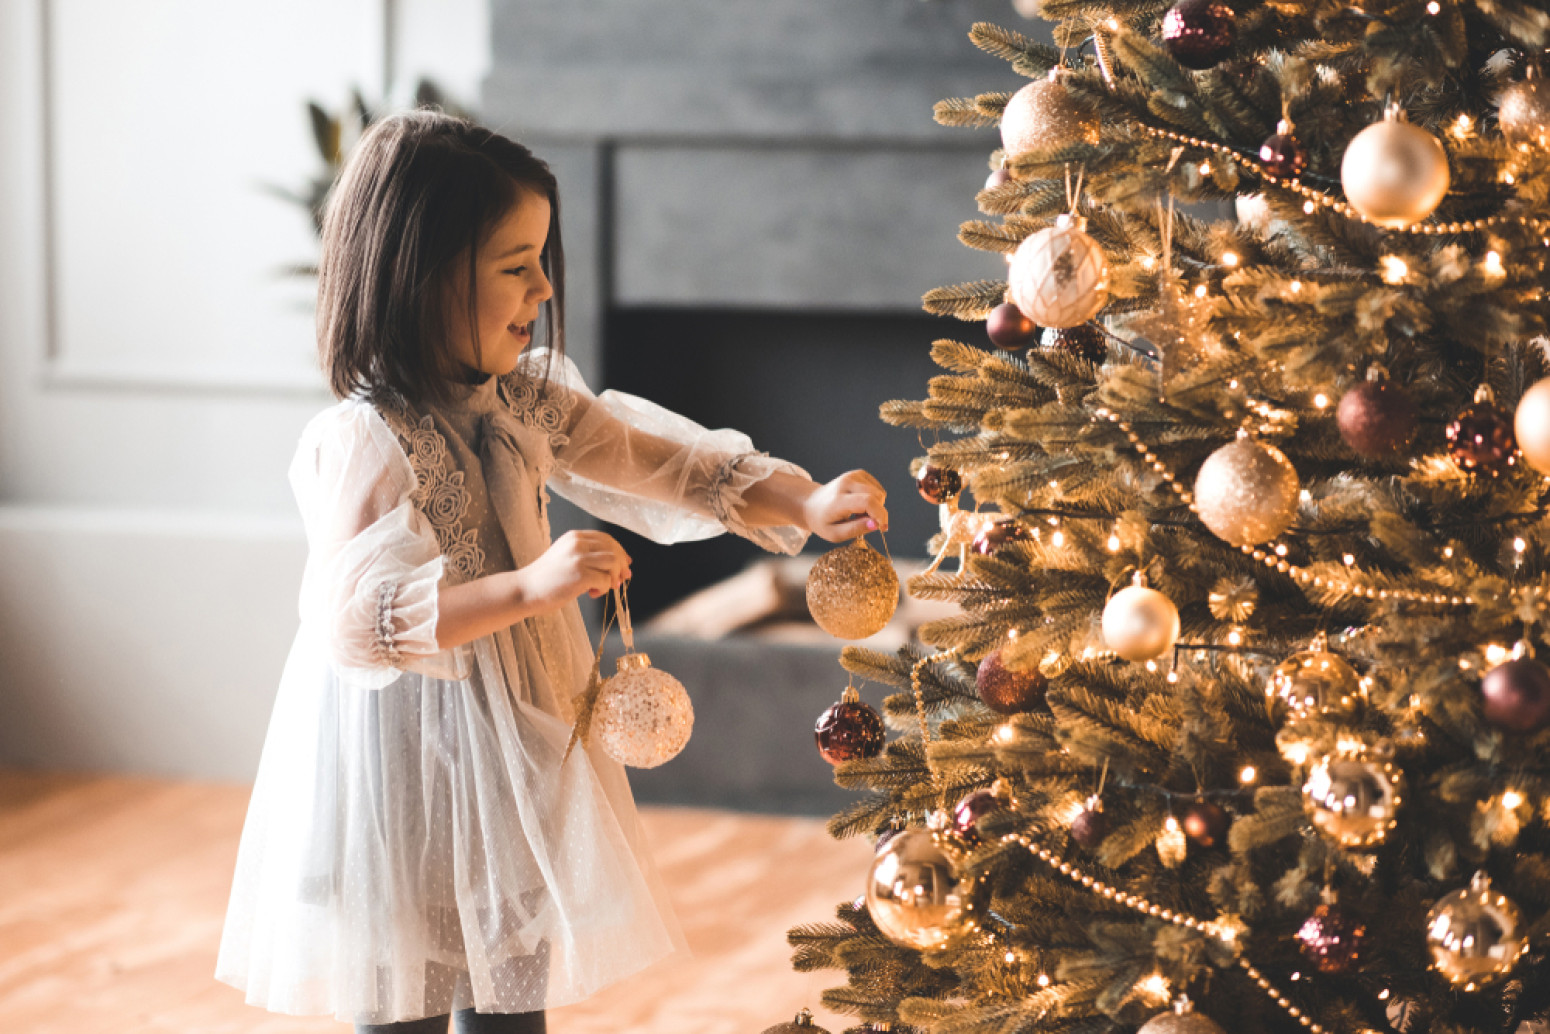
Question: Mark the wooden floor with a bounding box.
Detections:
[0,771,873,1034]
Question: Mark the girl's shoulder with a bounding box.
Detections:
[293,398,415,484]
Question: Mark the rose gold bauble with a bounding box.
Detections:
[1340,108,1450,228]
[1007,214,1109,329]
[806,538,899,640]
[999,70,1100,162]
[595,653,694,769]
[1193,438,1300,547]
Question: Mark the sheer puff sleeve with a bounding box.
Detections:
[521,349,813,556]
[290,401,470,690]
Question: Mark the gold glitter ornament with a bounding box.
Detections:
[1499,69,1550,151]
[864,827,979,951]
[1193,437,1300,547]
[1339,105,1451,229]
[1425,872,1528,990]
[1302,754,1402,848]
[1267,633,1362,719]
[595,651,694,769]
[999,69,1100,166]
[806,538,899,640]
[761,1009,832,1034]
[1007,213,1110,329]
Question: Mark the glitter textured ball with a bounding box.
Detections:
[761,1009,832,1034]
[1302,755,1402,848]
[976,647,1047,714]
[1499,74,1550,150]
[951,789,1004,843]
[972,518,1032,556]
[1182,800,1230,848]
[806,538,900,640]
[916,465,963,505]
[1194,438,1300,547]
[986,302,1038,349]
[1479,657,1550,734]
[1007,215,1110,329]
[1070,806,1109,849]
[1161,0,1236,69]
[1426,872,1528,989]
[595,652,694,768]
[1137,1005,1230,1034]
[1040,323,1108,363]
[1338,380,1418,457]
[1340,110,1451,228]
[1268,646,1362,719]
[1447,399,1517,476]
[1297,903,1367,974]
[1515,377,1550,474]
[865,830,977,951]
[815,690,885,765]
[1259,120,1308,179]
[999,71,1100,162]
[1102,583,1181,662]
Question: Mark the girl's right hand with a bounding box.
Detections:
[515,530,632,610]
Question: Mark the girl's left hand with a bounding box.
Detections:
[802,470,889,543]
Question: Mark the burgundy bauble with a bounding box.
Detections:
[1338,380,1419,457]
[1446,401,1518,476]
[1258,121,1308,179]
[917,465,963,505]
[952,789,1004,843]
[1181,801,1230,848]
[1070,807,1109,849]
[987,302,1039,349]
[1039,323,1107,363]
[814,698,885,764]
[985,167,1012,190]
[976,648,1047,714]
[972,518,1032,556]
[1161,0,1236,70]
[1480,657,1550,734]
[1296,903,1367,974]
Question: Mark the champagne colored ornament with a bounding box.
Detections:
[865,828,978,951]
[916,465,962,505]
[1447,385,1517,476]
[1181,800,1230,848]
[1161,0,1236,69]
[1499,68,1550,150]
[1297,902,1367,974]
[976,647,1047,714]
[1340,105,1451,229]
[986,302,1038,349]
[761,1009,832,1034]
[595,650,695,769]
[1515,376,1550,474]
[815,686,885,764]
[1194,437,1300,547]
[1426,872,1528,990]
[806,538,899,640]
[1259,120,1308,179]
[1039,323,1107,363]
[999,68,1100,162]
[1008,214,1110,329]
[1102,572,1181,662]
[1302,754,1403,848]
[1267,633,1363,719]
[1138,999,1228,1034]
[1338,372,1418,457]
[1071,798,1108,848]
[972,518,1032,556]
[1479,652,1550,733]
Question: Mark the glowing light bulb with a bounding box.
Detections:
[1503,790,1525,809]
[1486,643,1510,665]
[1107,534,1121,551]
[1514,536,1527,552]
[1037,973,1051,987]
[1240,765,1257,783]
[1380,256,1408,283]
[1343,553,1356,566]
[1140,973,1170,999]
[1199,161,1212,176]
[1303,200,1316,214]
[1314,393,1329,408]
[1194,284,1209,298]
[1485,251,1505,276]
[1222,250,1240,267]
[1426,1,1439,12]
[1290,280,1303,293]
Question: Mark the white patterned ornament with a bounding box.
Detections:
[1008,214,1109,328]
[595,651,694,769]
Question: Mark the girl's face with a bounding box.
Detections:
[446,189,554,378]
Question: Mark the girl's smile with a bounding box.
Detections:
[448,190,553,378]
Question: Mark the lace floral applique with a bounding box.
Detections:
[373,580,404,667]
[500,371,574,452]
[375,399,487,583]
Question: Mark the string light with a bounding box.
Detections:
[1240,765,1257,783]
[1313,393,1329,408]
[1452,113,1473,138]
[1194,284,1209,298]
[1290,280,1302,293]
[1380,256,1408,283]
[1222,250,1240,267]
[1503,790,1525,809]
[1485,250,1505,276]
[1486,643,1510,665]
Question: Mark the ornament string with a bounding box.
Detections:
[562,582,635,764]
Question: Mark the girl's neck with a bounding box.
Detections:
[454,362,494,386]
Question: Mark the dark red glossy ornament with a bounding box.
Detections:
[952,789,1004,843]
[1070,803,1108,849]
[976,647,1047,714]
[1480,656,1550,733]
[1181,800,1230,848]
[815,688,885,764]
[1338,378,1418,457]
[1161,0,1236,70]
[987,302,1039,349]
[1258,120,1308,179]
[1040,323,1107,363]
[972,518,1032,556]
[985,167,1012,190]
[1446,391,1517,476]
[1296,903,1367,974]
[916,465,963,505]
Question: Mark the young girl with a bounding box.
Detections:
[214,110,889,1034]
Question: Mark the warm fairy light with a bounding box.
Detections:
[1503,169,1517,185]
[1048,479,1059,490]
[1299,489,1312,502]
[1314,393,1330,408]
[1005,950,1017,963]
[995,723,1016,744]
[1426,0,1439,11]
[1140,255,1157,271]
[1283,741,1310,765]
[1378,989,1391,1001]
[1227,628,1243,646]
[1485,251,1505,276]
[1343,553,1356,566]
[1037,973,1051,987]
[1443,545,1455,558]
[1199,161,1212,176]
[1140,973,1171,999]
[1194,284,1208,298]
[1083,647,1096,659]
[1145,659,1159,672]
[1514,536,1527,552]
[1240,765,1257,783]
[1380,255,1408,283]
[1504,790,1525,809]
[1107,533,1121,551]
[1229,379,1240,389]
[1303,200,1316,214]
[1008,628,1021,641]
[1222,250,1240,267]
[1166,670,1180,683]
[1165,816,1180,832]
[1486,643,1511,666]
[1052,530,1066,547]
[1275,544,1289,557]
[1290,280,1303,293]
[1452,114,1473,138]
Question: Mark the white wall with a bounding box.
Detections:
[0,0,488,781]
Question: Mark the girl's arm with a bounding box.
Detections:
[735,469,891,544]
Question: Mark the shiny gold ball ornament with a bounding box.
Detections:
[1515,377,1550,474]
[1193,437,1300,547]
[1137,1000,1229,1034]
[1007,213,1110,329]
[999,69,1100,163]
[595,652,694,769]
[864,828,978,951]
[1102,573,1180,662]
[1340,106,1451,228]
[806,538,899,640]
[1302,754,1402,848]
[1268,634,1362,719]
[760,1008,832,1034]
[1426,872,1528,990]
[1499,71,1550,151]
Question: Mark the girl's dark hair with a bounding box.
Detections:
[317,108,565,407]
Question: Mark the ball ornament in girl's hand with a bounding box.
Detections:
[806,538,899,640]
[1479,655,1550,733]
[1302,754,1402,848]
[1007,214,1110,329]
[986,302,1038,349]
[976,647,1047,714]
[1446,391,1517,476]
[1193,437,1300,547]
[865,829,977,951]
[916,465,963,505]
[761,1009,832,1034]
[1258,121,1308,179]
[815,688,885,765]
[1296,903,1366,974]
[1102,575,1180,662]
[998,70,1100,161]
[1338,378,1418,457]
[1161,0,1236,69]
[1426,872,1527,989]
[1514,377,1550,474]
[1340,108,1450,228]
[594,652,694,769]
[1040,323,1107,364]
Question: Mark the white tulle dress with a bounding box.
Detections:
[215,349,810,1024]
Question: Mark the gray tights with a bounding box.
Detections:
[355,1009,546,1034]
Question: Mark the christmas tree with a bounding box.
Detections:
[785,2,1550,1032]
